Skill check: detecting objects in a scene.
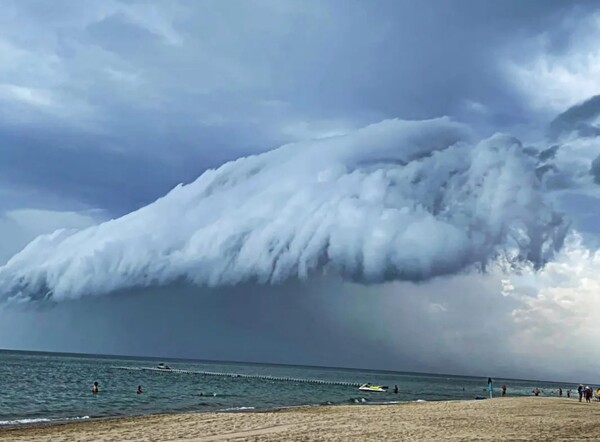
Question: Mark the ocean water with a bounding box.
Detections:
[0,350,574,425]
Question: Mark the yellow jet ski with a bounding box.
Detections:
[359,383,388,392]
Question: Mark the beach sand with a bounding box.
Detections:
[1,397,597,441]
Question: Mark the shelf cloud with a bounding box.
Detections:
[0,117,566,303]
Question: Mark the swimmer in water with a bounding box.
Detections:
[92,382,99,394]
[137,385,143,394]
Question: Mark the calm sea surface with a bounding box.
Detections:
[0,350,575,425]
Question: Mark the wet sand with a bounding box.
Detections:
[1,397,597,441]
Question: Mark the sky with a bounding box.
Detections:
[2,0,600,382]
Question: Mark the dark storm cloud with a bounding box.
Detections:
[3,0,600,380]
[550,95,600,139]
[0,122,258,214]
[0,274,590,381]
[1,0,594,214]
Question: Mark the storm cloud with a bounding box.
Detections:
[0,118,567,303]
[0,0,594,215]
[2,0,600,379]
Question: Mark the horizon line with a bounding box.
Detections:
[0,347,586,386]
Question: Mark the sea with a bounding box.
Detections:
[0,350,575,426]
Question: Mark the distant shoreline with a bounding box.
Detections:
[1,397,597,441]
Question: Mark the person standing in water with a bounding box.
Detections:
[137,385,143,395]
[393,385,398,394]
[487,378,493,398]
[91,382,99,394]
[501,384,507,397]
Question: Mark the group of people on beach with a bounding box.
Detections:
[488,378,600,402]
[532,384,599,402]
[91,382,143,395]
[576,384,597,402]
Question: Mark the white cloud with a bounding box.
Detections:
[503,232,600,378]
[279,119,354,141]
[0,84,54,108]
[0,38,61,83]
[507,13,600,113]
[0,1,186,127]
[463,100,489,115]
[0,35,97,125]
[104,67,140,86]
[0,117,566,303]
[120,2,185,46]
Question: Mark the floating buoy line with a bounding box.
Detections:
[112,366,361,387]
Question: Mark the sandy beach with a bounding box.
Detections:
[1,397,598,441]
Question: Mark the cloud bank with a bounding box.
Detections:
[503,233,600,375]
[0,117,566,303]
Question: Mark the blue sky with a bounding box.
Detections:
[1,0,600,380]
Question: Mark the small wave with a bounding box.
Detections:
[0,416,90,426]
[368,401,403,405]
[196,402,216,407]
[205,393,240,398]
[415,399,427,403]
[349,397,368,404]
[219,406,256,411]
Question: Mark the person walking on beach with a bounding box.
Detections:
[137,385,143,394]
[567,389,571,398]
[501,384,506,397]
[487,378,493,398]
[92,382,99,394]
[559,387,562,397]
[578,384,584,402]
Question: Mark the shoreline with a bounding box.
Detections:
[0,394,507,430]
[0,399,406,429]
[0,395,570,427]
[1,397,598,441]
